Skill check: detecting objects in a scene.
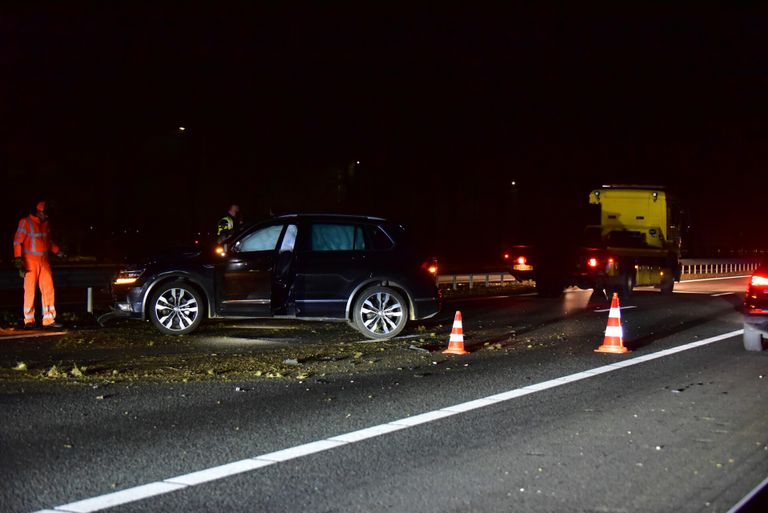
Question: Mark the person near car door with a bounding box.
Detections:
[13,201,66,328]
[217,204,241,243]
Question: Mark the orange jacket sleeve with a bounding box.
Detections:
[13,218,27,258]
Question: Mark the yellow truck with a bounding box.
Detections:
[573,185,684,296]
[504,185,684,297]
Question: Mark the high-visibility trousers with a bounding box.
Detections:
[22,257,56,326]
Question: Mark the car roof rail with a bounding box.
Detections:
[273,213,387,221]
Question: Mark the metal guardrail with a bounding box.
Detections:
[437,259,763,290]
[0,259,763,302]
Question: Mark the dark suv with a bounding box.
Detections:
[744,265,768,351]
[110,214,441,339]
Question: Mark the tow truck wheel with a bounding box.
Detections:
[619,272,635,299]
[605,272,633,300]
[660,270,674,295]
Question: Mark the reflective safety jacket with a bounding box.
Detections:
[13,215,60,260]
[217,214,234,236]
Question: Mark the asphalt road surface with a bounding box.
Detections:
[1,277,767,513]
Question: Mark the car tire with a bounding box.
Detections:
[743,323,764,351]
[352,286,407,340]
[149,281,204,335]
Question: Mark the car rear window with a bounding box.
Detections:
[311,224,366,251]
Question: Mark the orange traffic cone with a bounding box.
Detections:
[595,293,630,354]
[443,311,469,355]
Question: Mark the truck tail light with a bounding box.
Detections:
[516,256,527,266]
[587,257,599,268]
[422,258,439,275]
[751,274,768,287]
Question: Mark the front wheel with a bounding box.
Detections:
[149,281,204,335]
[352,286,407,339]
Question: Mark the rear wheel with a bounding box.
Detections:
[149,281,204,335]
[352,286,407,339]
[616,271,635,299]
[660,270,674,295]
[743,324,764,351]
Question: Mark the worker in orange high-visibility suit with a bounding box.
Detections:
[13,201,66,328]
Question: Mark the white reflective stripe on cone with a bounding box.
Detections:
[605,326,623,338]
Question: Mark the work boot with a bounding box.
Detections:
[22,323,36,330]
[44,322,64,329]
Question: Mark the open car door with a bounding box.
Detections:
[217,223,284,317]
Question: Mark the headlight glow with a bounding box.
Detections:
[114,269,145,285]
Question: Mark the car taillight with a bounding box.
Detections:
[422,259,438,275]
[752,274,768,287]
[503,252,510,260]
[516,256,527,266]
[587,257,599,268]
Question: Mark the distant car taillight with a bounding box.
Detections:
[422,258,439,275]
[587,257,599,268]
[503,252,510,260]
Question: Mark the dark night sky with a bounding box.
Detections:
[2,4,767,260]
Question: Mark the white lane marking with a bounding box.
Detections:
[166,459,272,486]
[681,275,750,283]
[711,292,735,297]
[593,305,637,313]
[725,474,768,513]
[674,290,710,294]
[36,329,744,513]
[53,482,186,513]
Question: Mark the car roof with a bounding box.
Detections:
[272,213,388,222]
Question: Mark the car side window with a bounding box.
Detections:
[280,224,298,253]
[311,224,366,251]
[235,224,283,253]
